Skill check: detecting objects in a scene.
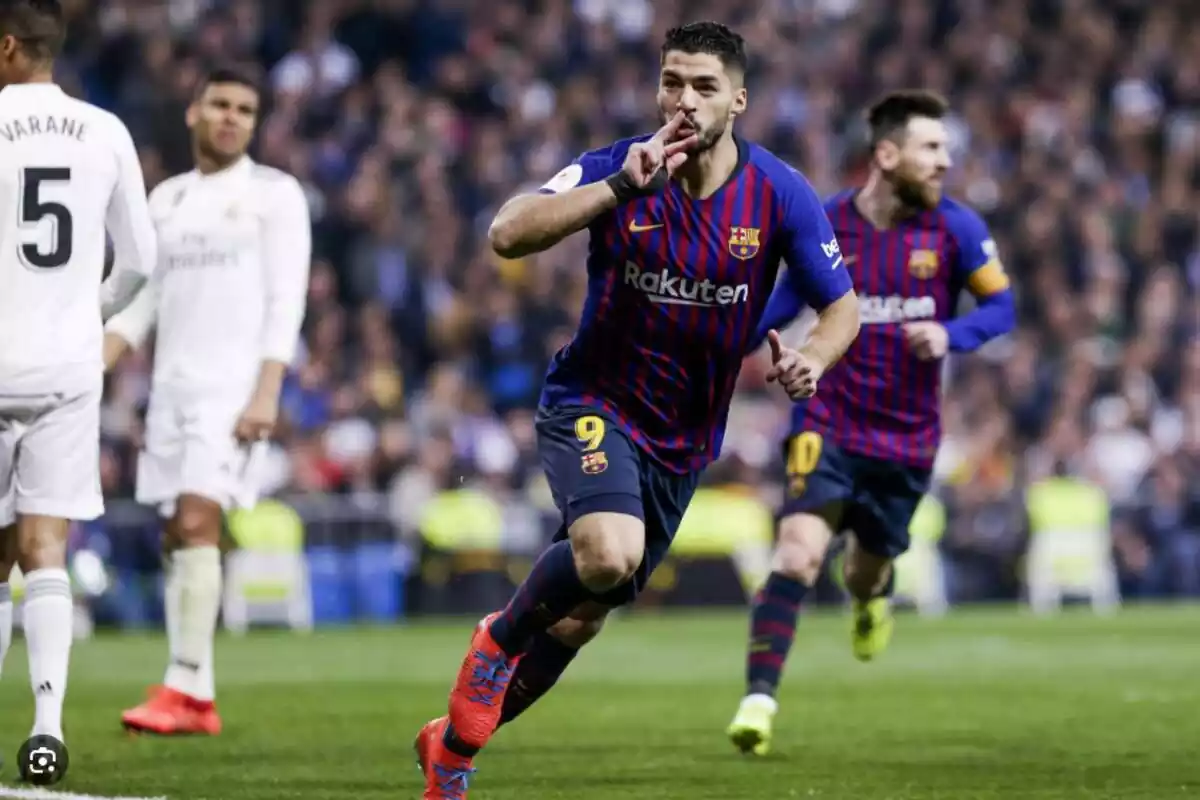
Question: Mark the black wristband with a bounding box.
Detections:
[605,167,669,204]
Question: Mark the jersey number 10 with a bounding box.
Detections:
[18,167,73,270]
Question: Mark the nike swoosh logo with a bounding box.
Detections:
[629,220,664,233]
[844,254,858,265]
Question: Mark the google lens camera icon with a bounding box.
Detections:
[17,735,69,786]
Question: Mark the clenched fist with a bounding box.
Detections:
[902,321,949,361]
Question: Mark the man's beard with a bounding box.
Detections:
[893,170,940,210]
[694,119,726,152]
[660,112,727,153]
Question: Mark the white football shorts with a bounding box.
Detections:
[136,391,266,517]
[0,388,104,526]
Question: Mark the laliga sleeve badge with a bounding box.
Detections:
[541,164,584,194]
[18,735,69,785]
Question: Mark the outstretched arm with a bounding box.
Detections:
[488,113,696,258]
[487,181,619,259]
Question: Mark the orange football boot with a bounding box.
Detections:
[121,685,222,735]
[446,612,520,751]
[415,716,476,799]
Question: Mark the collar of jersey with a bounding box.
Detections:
[0,82,63,95]
[194,155,252,180]
[672,135,750,201]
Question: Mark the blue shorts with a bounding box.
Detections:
[778,432,932,559]
[536,405,701,608]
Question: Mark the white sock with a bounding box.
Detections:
[741,693,779,714]
[23,568,73,741]
[162,553,182,675]
[0,582,12,678]
[162,546,221,702]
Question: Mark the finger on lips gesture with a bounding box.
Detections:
[653,111,700,150]
[628,112,698,185]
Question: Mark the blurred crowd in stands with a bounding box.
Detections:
[75,0,1200,600]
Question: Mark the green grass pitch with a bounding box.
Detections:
[0,605,1197,799]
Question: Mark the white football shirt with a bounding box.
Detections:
[0,83,156,394]
[106,156,312,399]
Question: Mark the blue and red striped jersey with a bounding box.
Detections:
[790,190,1014,469]
[537,135,852,475]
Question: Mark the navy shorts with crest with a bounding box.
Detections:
[535,404,701,607]
[778,432,932,559]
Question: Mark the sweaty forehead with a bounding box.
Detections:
[661,51,729,83]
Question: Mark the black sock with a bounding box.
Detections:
[488,540,591,656]
[498,630,581,727]
[443,722,479,758]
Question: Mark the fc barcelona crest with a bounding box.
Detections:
[728,226,761,260]
[581,452,608,474]
[908,249,939,279]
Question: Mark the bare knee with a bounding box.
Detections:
[773,513,835,585]
[15,515,70,572]
[170,494,223,549]
[547,601,611,648]
[568,513,644,592]
[843,535,892,599]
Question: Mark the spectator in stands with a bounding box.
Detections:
[80,0,1198,602]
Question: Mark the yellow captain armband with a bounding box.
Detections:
[967,258,1010,296]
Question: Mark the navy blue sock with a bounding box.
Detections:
[498,630,580,726]
[489,540,590,656]
[746,572,808,698]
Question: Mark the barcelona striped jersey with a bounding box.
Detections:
[537,134,853,475]
[788,190,1014,470]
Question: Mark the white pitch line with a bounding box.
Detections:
[0,787,166,800]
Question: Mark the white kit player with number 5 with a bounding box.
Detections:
[0,0,157,754]
[104,66,311,736]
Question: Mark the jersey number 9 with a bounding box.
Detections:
[574,415,606,452]
[18,167,73,270]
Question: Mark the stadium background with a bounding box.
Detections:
[52,0,1200,627]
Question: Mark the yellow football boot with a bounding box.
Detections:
[851,597,894,661]
[727,693,777,756]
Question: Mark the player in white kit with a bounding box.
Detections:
[104,67,311,736]
[0,0,157,762]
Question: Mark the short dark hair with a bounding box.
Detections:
[867,89,949,145]
[0,0,65,63]
[193,65,260,100]
[661,21,748,75]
